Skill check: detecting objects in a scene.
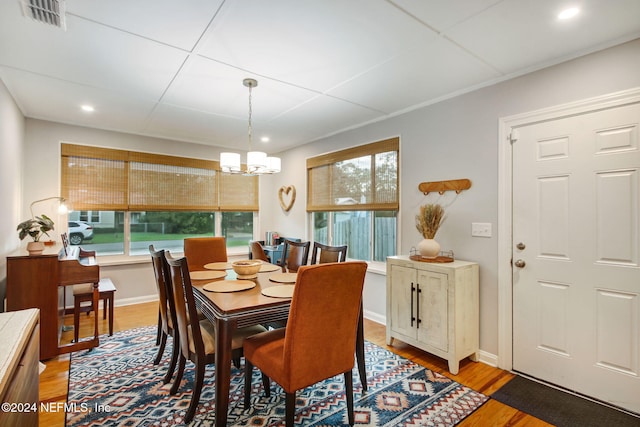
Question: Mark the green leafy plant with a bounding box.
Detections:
[17,214,55,242]
[415,204,445,239]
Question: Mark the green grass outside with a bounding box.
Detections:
[90,232,249,247]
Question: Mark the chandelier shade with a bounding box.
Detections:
[220,78,281,175]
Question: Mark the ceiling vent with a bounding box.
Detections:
[20,0,66,30]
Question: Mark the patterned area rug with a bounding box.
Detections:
[66,326,487,426]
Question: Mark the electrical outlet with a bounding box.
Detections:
[472,222,492,237]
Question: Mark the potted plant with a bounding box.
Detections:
[415,203,445,258]
[17,214,55,255]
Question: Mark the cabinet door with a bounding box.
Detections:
[416,269,448,352]
[389,265,417,338]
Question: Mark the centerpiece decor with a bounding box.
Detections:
[415,203,445,258]
[17,214,55,255]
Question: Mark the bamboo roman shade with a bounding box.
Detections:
[61,143,258,212]
[307,137,399,212]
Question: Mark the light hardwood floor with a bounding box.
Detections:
[39,301,551,426]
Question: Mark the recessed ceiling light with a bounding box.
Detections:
[558,7,579,20]
[81,105,95,112]
[260,136,270,143]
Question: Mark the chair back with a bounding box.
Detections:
[166,253,205,359]
[149,245,176,336]
[281,239,310,272]
[249,240,270,262]
[183,237,227,271]
[310,242,347,264]
[284,261,367,391]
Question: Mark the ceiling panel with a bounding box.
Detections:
[446,0,640,73]
[65,0,224,51]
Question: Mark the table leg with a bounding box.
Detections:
[214,317,233,427]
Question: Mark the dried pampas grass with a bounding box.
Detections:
[415,204,445,239]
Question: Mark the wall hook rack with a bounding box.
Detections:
[418,179,471,195]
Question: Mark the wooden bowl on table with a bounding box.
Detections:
[231,260,262,279]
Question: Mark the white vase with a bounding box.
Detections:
[417,238,440,259]
[27,241,45,256]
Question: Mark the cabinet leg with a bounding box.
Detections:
[386,336,395,346]
[448,360,459,375]
[469,352,478,362]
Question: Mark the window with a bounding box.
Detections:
[307,138,399,262]
[61,144,258,256]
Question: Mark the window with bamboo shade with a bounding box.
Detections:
[307,137,399,262]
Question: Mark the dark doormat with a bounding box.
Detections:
[491,375,639,427]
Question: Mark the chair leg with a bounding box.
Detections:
[107,294,114,335]
[285,391,296,427]
[344,371,354,426]
[155,310,162,346]
[154,331,167,365]
[185,358,205,424]
[244,359,253,407]
[170,355,186,395]
[163,334,179,384]
[356,309,367,391]
[261,373,271,398]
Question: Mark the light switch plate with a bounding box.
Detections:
[472,222,492,237]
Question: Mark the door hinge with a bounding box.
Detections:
[509,129,519,144]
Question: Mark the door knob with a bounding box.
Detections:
[516,242,526,250]
[514,259,526,268]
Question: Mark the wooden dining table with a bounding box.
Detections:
[190,262,367,427]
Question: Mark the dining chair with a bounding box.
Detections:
[280,239,310,272]
[310,242,347,264]
[308,242,367,391]
[166,253,267,424]
[243,261,368,426]
[149,245,180,384]
[183,237,227,271]
[249,240,270,263]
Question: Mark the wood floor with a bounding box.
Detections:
[39,301,551,426]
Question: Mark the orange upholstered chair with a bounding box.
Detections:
[183,237,227,271]
[280,239,310,272]
[249,240,271,263]
[243,261,368,426]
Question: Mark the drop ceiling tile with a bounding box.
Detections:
[446,0,640,74]
[389,0,503,31]
[327,37,501,113]
[0,68,157,132]
[197,0,439,93]
[66,0,224,51]
[0,9,187,100]
[162,55,319,120]
[146,103,245,148]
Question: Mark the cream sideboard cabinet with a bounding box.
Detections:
[386,255,479,374]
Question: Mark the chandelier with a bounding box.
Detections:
[220,78,281,175]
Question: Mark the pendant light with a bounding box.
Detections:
[220,78,281,175]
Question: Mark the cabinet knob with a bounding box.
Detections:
[516,242,526,250]
[514,259,526,268]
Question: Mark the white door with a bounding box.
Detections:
[512,101,640,413]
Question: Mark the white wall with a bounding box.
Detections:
[0,78,25,309]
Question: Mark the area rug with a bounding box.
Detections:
[492,375,640,427]
[66,326,488,426]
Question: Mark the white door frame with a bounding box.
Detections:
[497,87,640,371]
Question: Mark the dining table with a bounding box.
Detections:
[190,261,367,427]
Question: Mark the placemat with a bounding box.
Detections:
[190,270,227,281]
[203,280,256,293]
[269,272,298,283]
[261,285,295,298]
[204,262,233,270]
[259,263,281,273]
